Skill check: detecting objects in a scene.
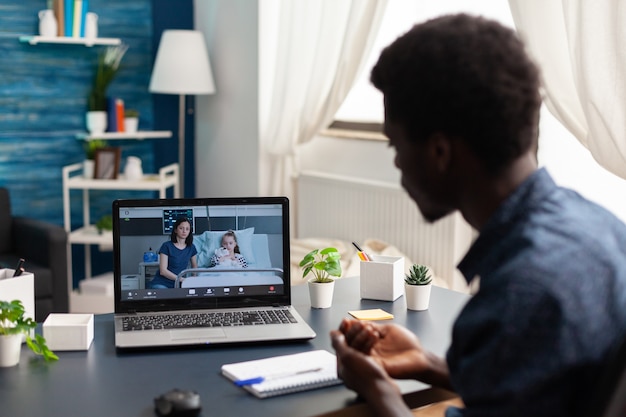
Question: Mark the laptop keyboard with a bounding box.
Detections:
[122,309,298,331]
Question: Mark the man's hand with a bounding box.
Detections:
[330,330,414,417]
[338,318,452,388]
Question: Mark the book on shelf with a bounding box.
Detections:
[221,350,342,398]
[73,0,82,37]
[63,0,73,37]
[53,0,64,37]
[56,0,89,38]
[106,97,126,133]
[115,98,125,132]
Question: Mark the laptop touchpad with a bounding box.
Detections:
[170,328,227,340]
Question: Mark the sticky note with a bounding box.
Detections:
[348,309,394,321]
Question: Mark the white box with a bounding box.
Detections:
[360,256,405,301]
[79,274,114,296]
[0,269,35,322]
[43,313,94,351]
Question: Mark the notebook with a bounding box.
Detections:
[221,350,342,398]
[112,196,316,349]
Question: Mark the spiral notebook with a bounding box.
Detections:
[221,350,342,398]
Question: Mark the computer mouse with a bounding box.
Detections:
[154,388,202,417]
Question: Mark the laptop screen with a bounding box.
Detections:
[113,197,291,314]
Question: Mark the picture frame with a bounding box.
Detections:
[94,147,121,180]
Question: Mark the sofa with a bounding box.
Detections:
[0,188,69,321]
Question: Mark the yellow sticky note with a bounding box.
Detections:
[348,309,394,321]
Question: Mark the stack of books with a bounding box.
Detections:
[52,0,91,38]
[106,97,126,133]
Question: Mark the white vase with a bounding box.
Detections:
[124,156,143,181]
[83,159,95,179]
[307,279,335,309]
[85,12,98,39]
[38,9,57,37]
[124,117,138,133]
[0,334,22,367]
[85,111,107,134]
[405,283,432,311]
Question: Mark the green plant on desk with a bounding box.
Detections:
[299,247,342,283]
[0,300,58,362]
[405,264,432,286]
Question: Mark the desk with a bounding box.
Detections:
[0,278,469,417]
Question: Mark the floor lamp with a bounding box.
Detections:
[149,30,216,197]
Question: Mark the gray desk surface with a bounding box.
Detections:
[0,277,469,417]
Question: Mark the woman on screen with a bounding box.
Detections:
[149,217,198,288]
[209,230,248,268]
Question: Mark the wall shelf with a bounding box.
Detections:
[18,36,121,47]
[76,131,172,141]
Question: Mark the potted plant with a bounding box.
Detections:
[95,214,113,234]
[86,44,129,134]
[123,109,139,133]
[0,300,58,367]
[404,264,432,311]
[82,139,108,178]
[299,247,342,308]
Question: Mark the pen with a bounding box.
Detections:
[352,242,371,261]
[234,367,322,386]
[12,258,25,277]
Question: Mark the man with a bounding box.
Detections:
[330,14,626,417]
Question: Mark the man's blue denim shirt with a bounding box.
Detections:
[445,168,626,417]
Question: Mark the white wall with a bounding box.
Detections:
[192,1,626,224]
[194,0,260,198]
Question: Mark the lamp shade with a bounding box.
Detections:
[149,30,216,95]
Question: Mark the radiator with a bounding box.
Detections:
[296,171,474,291]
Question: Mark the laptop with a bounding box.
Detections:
[112,196,316,349]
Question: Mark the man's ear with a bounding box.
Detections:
[427,132,452,172]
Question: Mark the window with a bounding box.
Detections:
[327,0,515,138]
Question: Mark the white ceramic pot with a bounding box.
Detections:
[124,117,138,133]
[405,283,432,311]
[307,279,335,309]
[85,111,107,134]
[0,334,22,367]
[83,159,95,179]
[124,156,143,181]
[38,9,57,37]
[85,12,98,39]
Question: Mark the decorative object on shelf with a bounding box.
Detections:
[83,139,107,178]
[124,109,139,133]
[38,9,58,38]
[123,156,143,181]
[87,43,128,115]
[86,110,107,134]
[150,30,216,197]
[93,147,121,180]
[95,215,112,234]
[85,12,98,39]
[404,264,433,311]
[299,247,342,308]
[0,300,58,367]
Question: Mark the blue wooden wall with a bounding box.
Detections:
[0,0,157,228]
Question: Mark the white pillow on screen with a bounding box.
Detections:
[194,227,256,266]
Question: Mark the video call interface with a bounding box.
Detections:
[117,204,286,302]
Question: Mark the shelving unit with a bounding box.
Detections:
[19,35,121,47]
[76,131,172,140]
[62,162,180,313]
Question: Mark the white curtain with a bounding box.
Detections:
[508,0,626,179]
[258,0,388,199]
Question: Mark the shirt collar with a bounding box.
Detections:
[457,168,556,284]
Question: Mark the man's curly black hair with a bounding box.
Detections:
[371,14,542,175]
